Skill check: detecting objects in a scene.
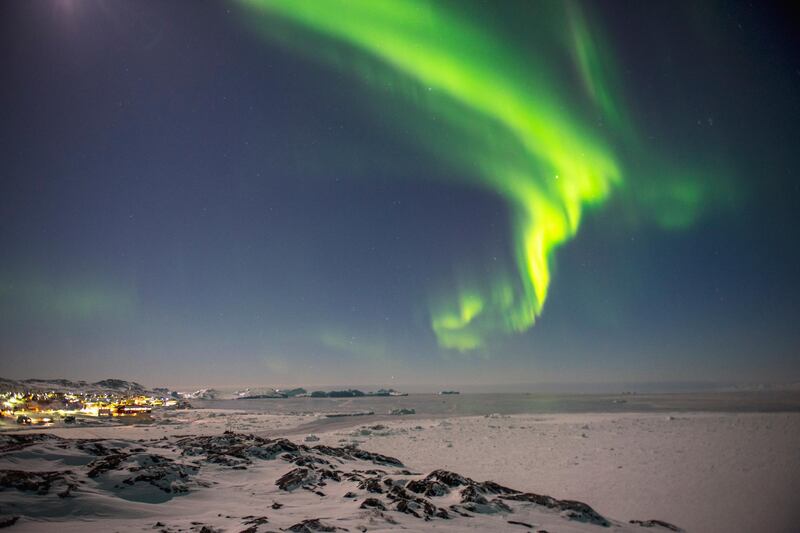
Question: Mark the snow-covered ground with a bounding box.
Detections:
[2,410,799,532]
[296,412,800,533]
[0,408,321,440]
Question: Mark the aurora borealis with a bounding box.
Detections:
[241,0,624,350]
[1,1,798,387]
[239,0,719,350]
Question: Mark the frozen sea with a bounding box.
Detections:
[192,390,800,416]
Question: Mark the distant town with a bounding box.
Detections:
[0,378,430,427]
[0,379,187,426]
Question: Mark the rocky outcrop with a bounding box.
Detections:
[357,476,384,493]
[0,433,61,453]
[630,519,684,531]
[360,497,387,510]
[87,450,197,497]
[276,467,317,491]
[385,485,450,519]
[311,444,403,467]
[86,452,129,478]
[0,431,679,531]
[177,432,301,466]
[0,515,20,529]
[502,492,609,526]
[0,469,77,496]
[424,469,474,488]
[405,477,449,497]
[287,518,341,532]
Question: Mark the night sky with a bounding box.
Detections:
[2,0,798,388]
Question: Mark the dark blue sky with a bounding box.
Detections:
[1,1,798,388]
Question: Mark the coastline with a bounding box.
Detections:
[2,393,800,532]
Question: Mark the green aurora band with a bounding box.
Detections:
[0,274,136,323]
[239,0,714,351]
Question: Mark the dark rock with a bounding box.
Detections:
[464,498,512,514]
[328,389,365,397]
[424,469,473,487]
[89,452,196,494]
[0,469,77,495]
[271,501,283,509]
[357,477,383,494]
[387,486,439,517]
[276,468,315,491]
[448,505,473,518]
[87,452,129,478]
[508,520,534,528]
[286,518,339,532]
[395,499,422,518]
[359,468,388,476]
[406,478,450,497]
[435,507,451,519]
[0,433,62,453]
[0,516,20,529]
[176,433,301,467]
[460,485,489,505]
[242,516,269,526]
[630,519,683,531]
[502,493,609,526]
[386,485,412,501]
[459,484,513,514]
[312,445,403,468]
[320,468,341,482]
[479,480,520,495]
[293,455,330,468]
[360,497,386,510]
